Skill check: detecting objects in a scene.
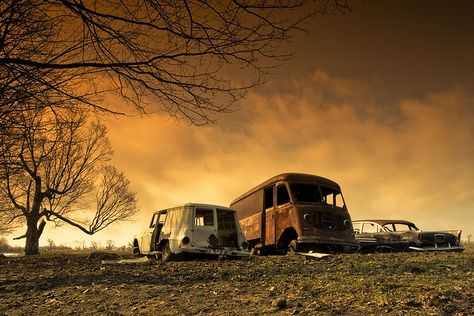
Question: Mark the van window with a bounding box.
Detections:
[264,187,273,209]
[158,211,167,224]
[195,209,214,226]
[276,184,290,206]
[217,209,236,230]
[150,213,159,228]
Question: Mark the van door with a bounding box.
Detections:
[263,186,275,246]
[193,207,218,247]
[142,212,159,253]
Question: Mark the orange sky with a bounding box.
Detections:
[7,0,474,248]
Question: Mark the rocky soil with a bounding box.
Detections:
[0,249,473,315]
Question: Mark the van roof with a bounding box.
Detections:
[156,203,236,213]
[230,173,341,205]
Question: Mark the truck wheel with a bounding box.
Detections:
[288,240,298,255]
[162,241,175,262]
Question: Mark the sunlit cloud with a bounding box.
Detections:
[11,70,472,247]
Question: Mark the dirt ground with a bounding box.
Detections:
[0,249,473,316]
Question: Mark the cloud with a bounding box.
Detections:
[17,70,472,247]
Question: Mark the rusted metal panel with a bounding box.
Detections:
[239,212,261,242]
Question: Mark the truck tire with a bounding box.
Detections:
[288,240,298,255]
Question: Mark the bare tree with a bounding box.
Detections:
[106,240,115,251]
[47,238,55,250]
[0,107,138,255]
[0,0,353,125]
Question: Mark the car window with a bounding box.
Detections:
[393,223,412,232]
[353,222,362,234]
[362,223,378,233]
[195,208,214,226]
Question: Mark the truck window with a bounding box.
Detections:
[264,187,273,209]
[195,208,214,226]
[320,186,345,208]
[289,183,323,203]
[277,184,290,206]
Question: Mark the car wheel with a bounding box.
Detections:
[162,241,175,262]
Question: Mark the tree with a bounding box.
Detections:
[47,239,55,250]
[106,240,115,251]
[0,0,352,125]
[0,106,139,255]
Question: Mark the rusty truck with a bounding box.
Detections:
[230,173,359,254]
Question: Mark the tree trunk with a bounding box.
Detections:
[24,217,45,255]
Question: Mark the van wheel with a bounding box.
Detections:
[132,241,141,257]
[288,240,298,255]
[162,242,175,262]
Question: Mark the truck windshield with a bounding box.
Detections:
[290,183,345,208]
[290,183,323,203]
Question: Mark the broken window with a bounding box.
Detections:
[217,209,238,247]
[276,184,290,206]
[321,187,345,208]
[289,183,322,203]
[264,186,273,209]
[217,209,237,230]
[158,211,167,224]
[150,213,159,228]
[393,223,413,232]
[195,209,214,226]
[362,223,378,233]
[353,222,362,234]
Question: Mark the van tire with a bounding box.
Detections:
[132,240,141,257]
[162,241,175,262]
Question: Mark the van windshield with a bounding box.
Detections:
[290,183,345,207]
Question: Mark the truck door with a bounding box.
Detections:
[263,186,275,246]
[275,183,291,244]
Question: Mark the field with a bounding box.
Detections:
[0,249,473,315]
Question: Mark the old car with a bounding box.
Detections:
[230,173,359,254]
[132,203,250,261]
[352,219,464,253]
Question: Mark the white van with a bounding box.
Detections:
[132,203,249,261]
